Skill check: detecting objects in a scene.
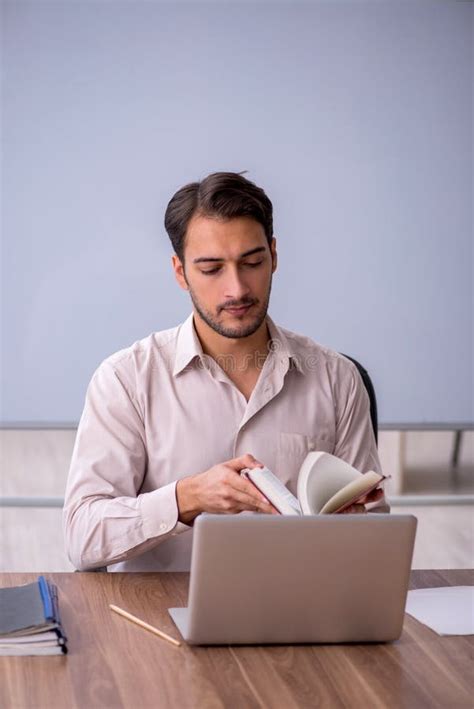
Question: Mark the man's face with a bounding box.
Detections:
[172,214,277,339]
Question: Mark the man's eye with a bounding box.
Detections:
[201,268,220,275]
[200,260,262,275]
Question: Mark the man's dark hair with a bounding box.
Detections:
[164,171,274,263]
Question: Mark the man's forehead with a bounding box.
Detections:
[185,214,267,257]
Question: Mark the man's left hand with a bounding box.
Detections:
[339,487,385,514]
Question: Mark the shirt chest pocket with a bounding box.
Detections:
[277,432,335,495]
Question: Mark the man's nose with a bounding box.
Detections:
[223,267,251,301]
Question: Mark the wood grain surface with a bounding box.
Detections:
[1,570,473,709]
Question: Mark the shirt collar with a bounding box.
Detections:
[172,312,304,377]
[172,313,205,376]
[265,314,304,374]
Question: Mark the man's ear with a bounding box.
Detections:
[172,254,189,291]
[270,237,278,274]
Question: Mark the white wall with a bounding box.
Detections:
[1,0,472,424]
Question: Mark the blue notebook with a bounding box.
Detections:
[0,576,68,655]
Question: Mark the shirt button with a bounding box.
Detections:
[159,522,167,531]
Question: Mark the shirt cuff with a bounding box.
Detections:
[139,481,193,540]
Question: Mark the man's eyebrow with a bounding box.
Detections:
[192,246,267,264]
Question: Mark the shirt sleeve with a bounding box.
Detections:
[333,359,390,513]
[63,360,191,570]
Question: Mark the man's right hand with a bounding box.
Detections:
[176,453,278,525]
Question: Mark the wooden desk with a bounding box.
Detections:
[1,570,473,708]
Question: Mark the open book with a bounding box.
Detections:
[241,452,388,515]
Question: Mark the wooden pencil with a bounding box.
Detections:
[109,604,181,647]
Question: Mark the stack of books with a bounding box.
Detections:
[0,575,68,655]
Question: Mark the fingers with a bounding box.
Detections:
[196,457,274,515]
[338,486,385,514]
[226,453,264,473]
[225,485,275,514]
[360,487,385,505]
[221,453,270,512]
[227,476,274,513]
[340,504,366,514]
[195,454,279,515]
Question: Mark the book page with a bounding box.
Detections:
[319,472,384,514]
[297,452,385,515]
[298,453,362,514]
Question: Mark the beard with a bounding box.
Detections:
[186,275,273,339]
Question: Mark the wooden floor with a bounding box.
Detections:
[1,430,473,571]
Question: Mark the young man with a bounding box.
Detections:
[63,172,387,571]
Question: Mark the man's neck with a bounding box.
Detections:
[192,310,271,374]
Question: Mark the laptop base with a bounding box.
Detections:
[168,607,189,640]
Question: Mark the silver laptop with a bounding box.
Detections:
[168,513,417,645]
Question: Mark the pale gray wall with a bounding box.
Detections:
[1,0,472,425]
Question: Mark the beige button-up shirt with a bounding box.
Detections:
[63,313,387,571]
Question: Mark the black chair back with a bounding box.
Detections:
[340,354,378,445]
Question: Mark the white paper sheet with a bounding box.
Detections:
[405,586,474,636]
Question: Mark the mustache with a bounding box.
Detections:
[219,298,257,313]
